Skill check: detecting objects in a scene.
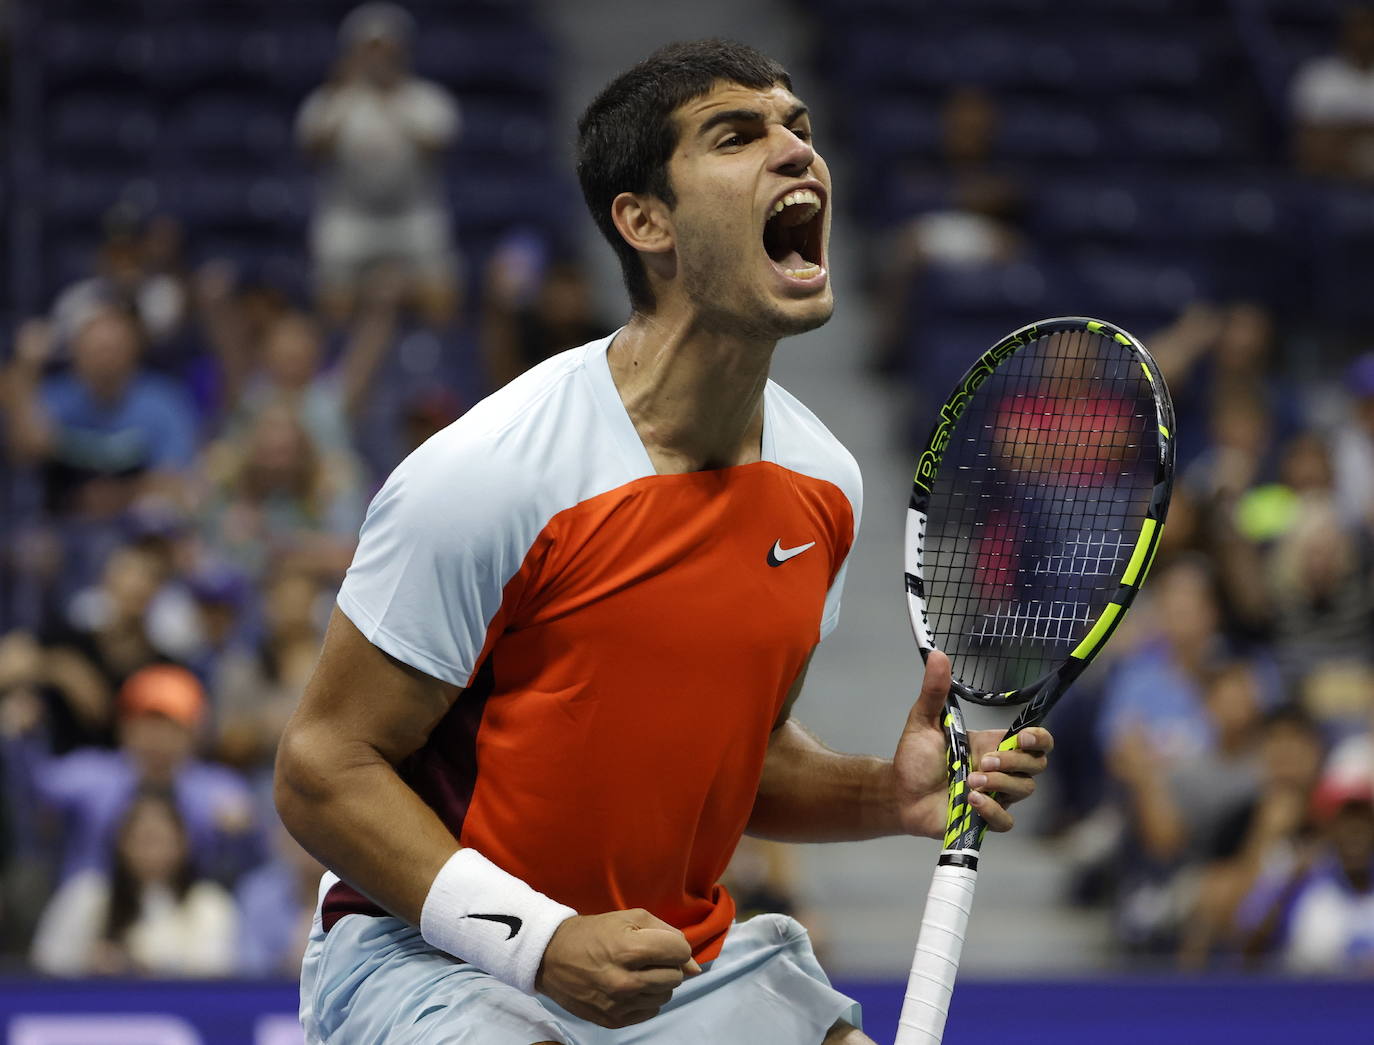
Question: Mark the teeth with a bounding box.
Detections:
[771,188,821,215]
[783,263,823,279]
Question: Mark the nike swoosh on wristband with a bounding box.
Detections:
[767,539,816,567]
[464,913,523,939]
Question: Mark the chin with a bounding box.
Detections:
[767,292,835,338]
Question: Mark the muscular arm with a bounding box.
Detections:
[275,607,699,1028]
[747,657,902,842]
[273,607,463,924]
[747,650,1051,843]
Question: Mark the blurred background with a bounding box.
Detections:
[2,0,1374,1041]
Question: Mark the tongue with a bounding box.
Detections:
[775,249,809,271]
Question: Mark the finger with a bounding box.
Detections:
[907,649,952,730]
[968,771,1036,804]
[683,958,703,977]
[977,749,1048,777]
[623,927,694,969]
[1012,727,1054,754]
[632,965,686,992]
[968,789,1013,832]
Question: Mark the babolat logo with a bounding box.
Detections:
[914,349,1001,492]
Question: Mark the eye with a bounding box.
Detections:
[719,133,747,149]
[791,126,813,143]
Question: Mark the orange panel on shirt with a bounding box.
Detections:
[413,462,853,962]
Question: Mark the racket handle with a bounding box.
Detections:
[894,860,979,1045]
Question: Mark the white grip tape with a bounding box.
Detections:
[895,862,979,1045]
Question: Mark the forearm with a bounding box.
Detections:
[274,722,458,925]
[1122,777,1186,862]
[746,719,903,842]
[1,366,53,462]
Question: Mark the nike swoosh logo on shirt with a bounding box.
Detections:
[767,539,816,567]
[464,913,523,939]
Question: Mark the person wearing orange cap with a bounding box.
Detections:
[1,663,258,885]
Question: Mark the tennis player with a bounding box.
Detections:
[275,40,1053,1044]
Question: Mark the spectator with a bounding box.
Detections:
[1331,352,1374,528]
[1292,4,1374,181]
[30,788,238,977]
[481,247,611,389]
[1152,302,1293,476]
[235,819,324,978]
[1266,499,1374,684]
[50,208,190,355]
[1108,661,1266,952]
[1238,775,1374,972]
[1097,556,1229,767]
[212,568,325,774]
[1180,706,1326,967]
[197,405,363,582]
[1,664,257,884]
[2,309,198,525]
[297,2,461,327]
[200,264,405,452]
[39,542,170,749]
[867,86,1026,391]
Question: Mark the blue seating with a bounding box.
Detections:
[49,94,160,158]
[174,95,293,161]
[46,22,156,88]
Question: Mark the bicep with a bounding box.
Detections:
[290,606,463,766]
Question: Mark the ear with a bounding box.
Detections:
[610,192,675,258]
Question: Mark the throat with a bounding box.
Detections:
[607,321,771,474]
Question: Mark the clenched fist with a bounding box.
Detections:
[535,908,702,1029]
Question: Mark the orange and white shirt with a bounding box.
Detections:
[322,331,861,963]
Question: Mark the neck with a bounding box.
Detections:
[608,310,775,473]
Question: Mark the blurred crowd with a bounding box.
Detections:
[0,2,610,979]
[4,0,1374,985]
[857,2,1374,974]
[1046,302,1374,972]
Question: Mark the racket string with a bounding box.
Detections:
[923,329,1158,694]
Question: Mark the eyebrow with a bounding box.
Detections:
[696,103,810,138]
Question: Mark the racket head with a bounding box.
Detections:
[905,316,1175,713]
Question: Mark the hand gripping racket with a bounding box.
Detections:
[894,317,1175,1044]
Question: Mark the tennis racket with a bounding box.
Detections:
[894,316,1175,1044]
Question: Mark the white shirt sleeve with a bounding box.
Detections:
[177,883,240,976]
[30,872,108,976]
[337,433,531,687]
[296,86,342,147]
[819,557,852,642]
[402,81,460,145]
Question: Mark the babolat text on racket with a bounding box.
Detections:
[895,316,1175,1044]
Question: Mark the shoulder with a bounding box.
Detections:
[40,374,85,411]
[387,336,621,514]
[130,373,193,410]
[765,380,863,519]
[405,78,458,111]
[186,879,236,907]
[55,869,110,906]
[53,746,126,779]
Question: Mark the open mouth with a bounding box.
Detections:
[762,187,826,283]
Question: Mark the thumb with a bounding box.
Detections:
[907,649,952,730]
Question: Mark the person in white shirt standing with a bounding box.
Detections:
[1291,4,1374,180]
[297,3,461,327]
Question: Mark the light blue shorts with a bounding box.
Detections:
[299,911,861,1044]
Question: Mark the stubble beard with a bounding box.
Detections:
[678,226,834,343]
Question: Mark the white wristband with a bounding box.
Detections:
[419,848,577,994]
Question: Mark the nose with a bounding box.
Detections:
[771,125,815,178]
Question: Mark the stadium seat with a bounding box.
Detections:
[49,94,160,159]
